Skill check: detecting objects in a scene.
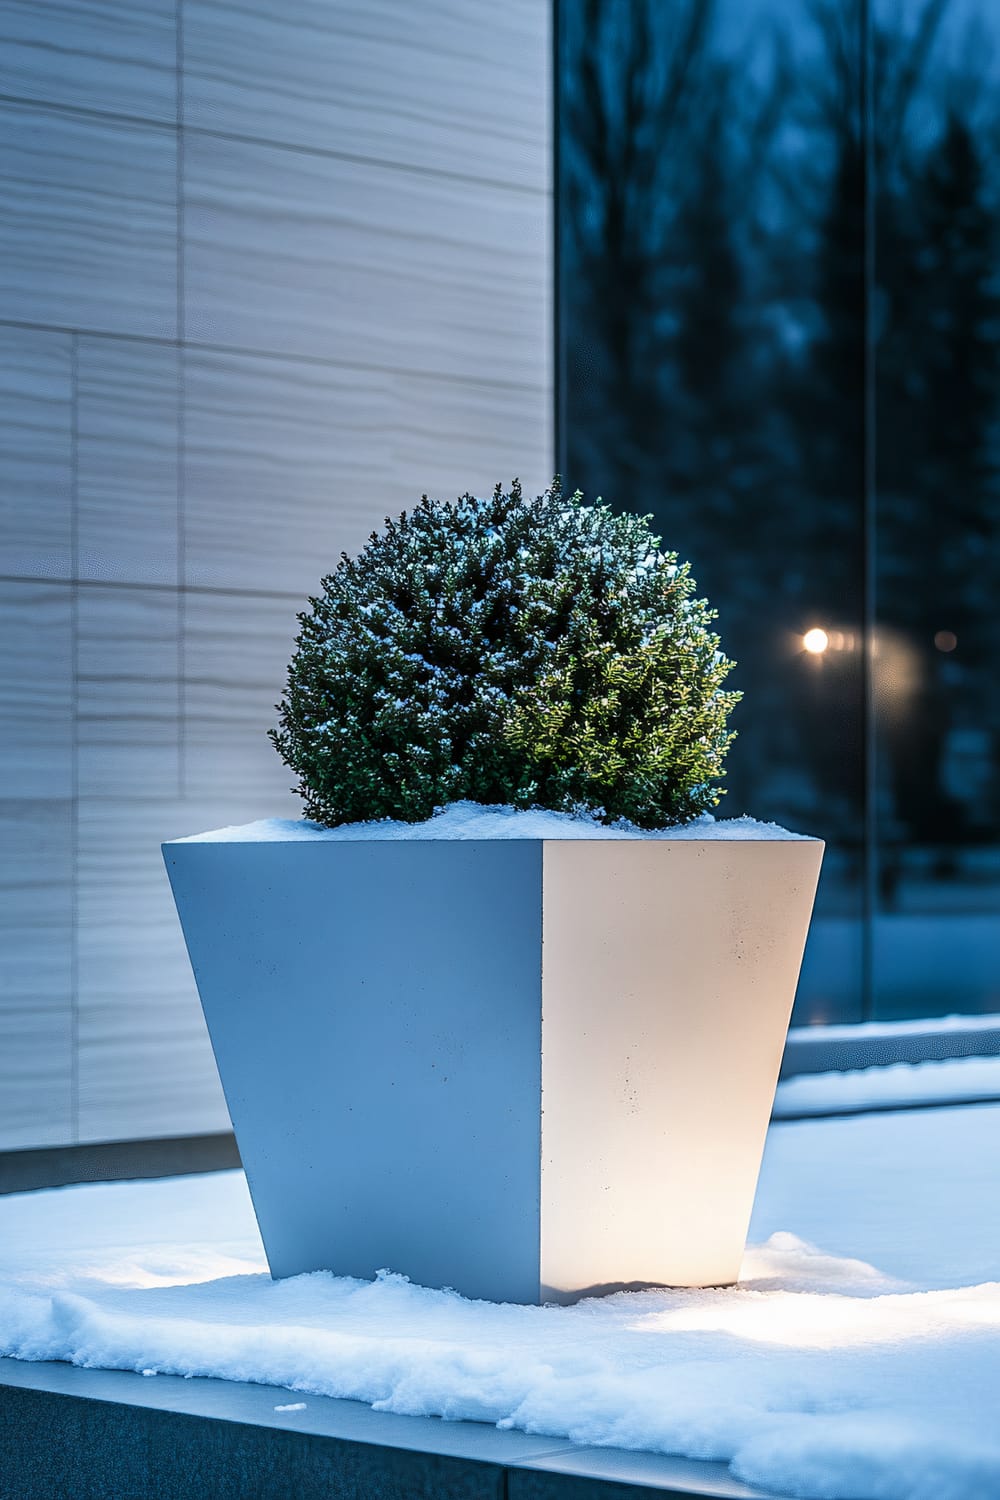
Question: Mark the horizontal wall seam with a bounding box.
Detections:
[0,574,308,602]
[0,91,550,198]
[0,317,552,397]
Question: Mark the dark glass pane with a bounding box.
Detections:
[872,0,1000,1017]
[558,0,867,1022]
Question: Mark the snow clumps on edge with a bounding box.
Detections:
[171,801,816,844]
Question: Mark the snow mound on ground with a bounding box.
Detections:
[3,1105,1000,1500]
[172,801,813,843]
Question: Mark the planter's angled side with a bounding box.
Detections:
[163,838,545,1304]
[538,837,824,1300]
[164,830,823,1305]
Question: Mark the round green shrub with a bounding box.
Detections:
[270,479,740,828]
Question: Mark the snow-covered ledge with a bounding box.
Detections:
[782,1012,1000,1080]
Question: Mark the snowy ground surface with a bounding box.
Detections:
[2,1105,999,1500]
[173,800,813,843]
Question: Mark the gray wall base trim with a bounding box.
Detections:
[0,1132,240,1195]
[0,1360,773,1499]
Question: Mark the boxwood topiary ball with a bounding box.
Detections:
[270,479,740,828]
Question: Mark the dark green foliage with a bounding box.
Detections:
[270,480,740,828]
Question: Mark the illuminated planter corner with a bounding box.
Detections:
[163,832,823,1304]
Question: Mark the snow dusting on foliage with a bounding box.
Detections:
[270,480,740,829]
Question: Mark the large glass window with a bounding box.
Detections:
[558,0,1000,1023]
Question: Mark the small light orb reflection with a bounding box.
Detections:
[934,630,958,653]
[803,627,829,655]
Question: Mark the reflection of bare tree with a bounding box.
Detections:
[775,0,1000,861]
[562,0,793,822]
[560,0,1000,865]
[562,0,784,505]
[872,4,1000,857]
[562,0,714,492]
[874,0,949,154]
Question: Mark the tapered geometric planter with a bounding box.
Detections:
[164,830,823,1304]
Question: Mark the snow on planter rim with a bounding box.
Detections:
[171,800,816,843]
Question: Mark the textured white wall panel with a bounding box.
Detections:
[0,104,177,338]
[0,1,552,1149]
[184,132,548,381]
[0,801,74,1149]
[0,326,73,579]
[76,339,181,586]
[0,0,177,123]
[76,587,181,799]
[183,0,547,188]
[0,582,74,800]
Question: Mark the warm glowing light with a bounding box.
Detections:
[803,627,829,655]
[627,1278,1000,1350]
[934,630,957,653]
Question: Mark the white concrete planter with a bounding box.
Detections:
[164,831,822,1304]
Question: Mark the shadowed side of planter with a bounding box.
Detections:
[163,839,545,1303]
[539,839,824,1299]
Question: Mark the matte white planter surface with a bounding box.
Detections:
[164,817,822,1303]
